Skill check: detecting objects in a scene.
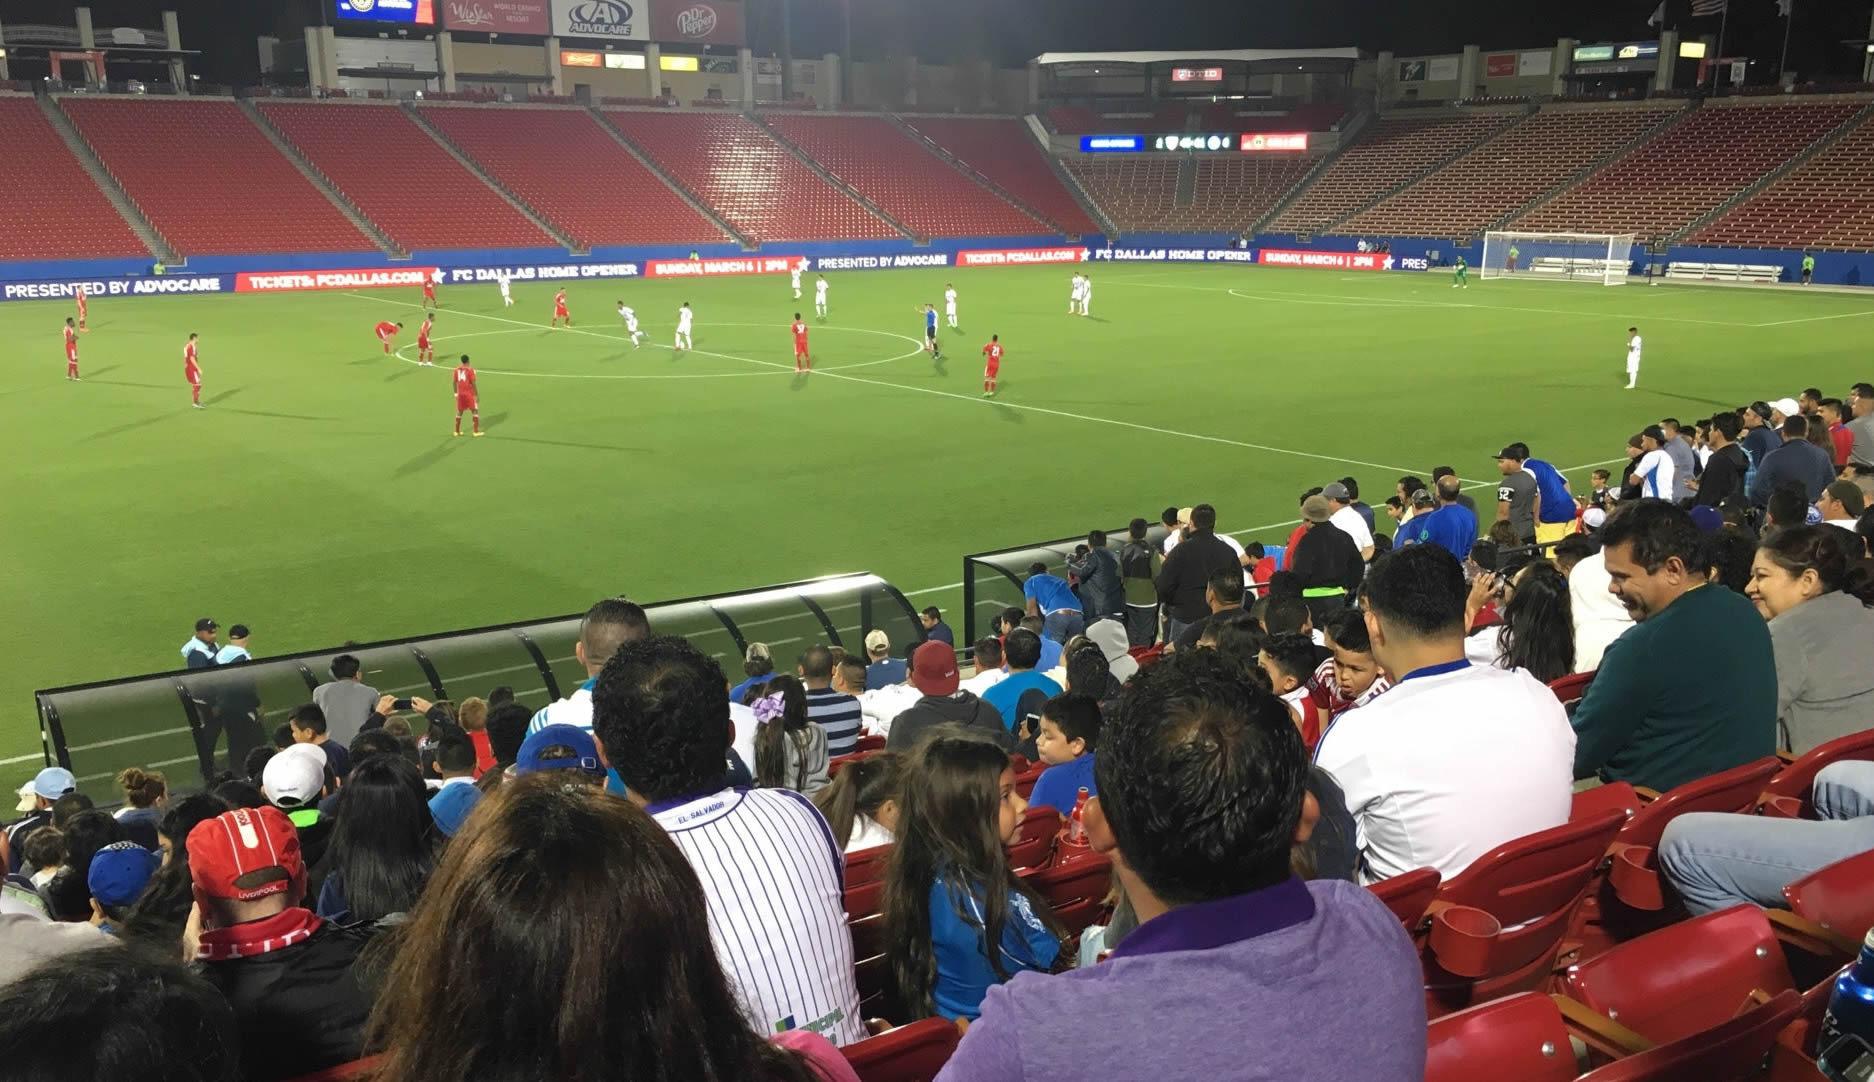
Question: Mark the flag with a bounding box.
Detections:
[1647,1,1666,26]
[1775,0,1791,14]
[1691,0,1726,14]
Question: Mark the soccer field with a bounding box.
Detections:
[4,262,1871,767]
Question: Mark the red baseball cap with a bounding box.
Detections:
[188,806,304,902]
[910,640,960,697]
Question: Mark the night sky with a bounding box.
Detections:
[3,0,1866,87]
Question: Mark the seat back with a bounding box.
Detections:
[855,734,887,753]
[1424,811,1627,1009]
[1785,849,1874,938]
[1548,670,1596,709]
[1578,989,1802,1082]
[1005,834,1053,872]
[844,879,885,920]
[1026,852,1112,933]
[1368,867,1442,928]
[1015,805,1062,845]
[1571,782,1641,823]
[1424,993,1579,1082]
[841,1017,961,1082]
[1561,905,1796,1043]
[1760,728,1874,811]
[1616,757,1783,850]
[846,844,893,887]
[849,912,884,962]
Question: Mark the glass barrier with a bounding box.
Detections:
[961,526,1169,646]
[33,574,921,805]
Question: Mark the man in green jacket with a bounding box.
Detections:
[1570,500,1776,792]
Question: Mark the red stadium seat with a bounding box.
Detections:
[1576,991,1804,1082]
[1548,670,1596,711]
[829,751,872,778]
[0,98,146,260]
[855,734,887,753]
[841,1018,960,1082]
[1368,866,1442,928]
[849,911,884,962]
[1268,110,1521,235]
[1778,849,1874,958]
[844,879,884,920]
[1064,155,1313,234]
[1425,993,1580,1082]
[845,844,892,887]
[902,116,1099,234]
[1004,833,1053,873]
[1416,810,1627,1018]
[1758,728,1874,819]
[1024,851,1112,935]
[1693,113,1874,250]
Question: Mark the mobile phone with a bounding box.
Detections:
[392,698,414,711]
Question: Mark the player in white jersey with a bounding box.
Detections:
[1625,325,1642,390]
[1077,274,1092,316]
[675,302,694,351]
[944,283,959,328]
[1069,273,1082,313]
[814,275,829,319]
[497,270,513,307]
[618,301,643,348]
[791,259,804,299]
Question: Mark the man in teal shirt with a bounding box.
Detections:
[1570,501,1776,791]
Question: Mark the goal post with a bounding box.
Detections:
[1481,231,1637,286]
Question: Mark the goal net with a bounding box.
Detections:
[1481,231,1636,286]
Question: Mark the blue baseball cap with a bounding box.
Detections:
[88,841,160,909]
[31,767,75,801]
[515,724,605,778]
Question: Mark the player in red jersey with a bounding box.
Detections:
[184,332,203,408]
[75,285,88,332]
[453,354,481,437]
[375,320,403,354]
[551,288,570,328]
[417,315,436,366]
[792,313,810,372]
[421,270,439,310]
[981,334,1003,397]
[64,318,79,380]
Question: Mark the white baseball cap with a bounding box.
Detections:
[863,629,891,654]
[262,743,328,808]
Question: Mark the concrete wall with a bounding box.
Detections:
[450,42,549,78]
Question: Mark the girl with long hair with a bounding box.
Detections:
[112,767,168,841]
[752,675,830,795]
[120,792,231,957]
[364,775,851,1082]
[318,755,438,926]
[811,752,903,852]
[1493,561,1576,684]
[1747,524,1874,753]
[881,734,1065,1023]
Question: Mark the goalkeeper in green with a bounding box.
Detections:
[1452,256,1469,288]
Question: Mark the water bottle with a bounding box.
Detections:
[1818,928,1874,1080]
[1066,788,1090,846]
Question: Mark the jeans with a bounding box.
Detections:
[1042,609,1085,644]
[1657,760,1874,915]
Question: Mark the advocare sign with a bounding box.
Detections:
[551,0,646,39]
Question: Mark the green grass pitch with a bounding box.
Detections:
[2,263,1870,767]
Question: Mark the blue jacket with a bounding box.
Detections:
[1748,437,1836,507]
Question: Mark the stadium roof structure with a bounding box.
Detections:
[1032,48,1362,66]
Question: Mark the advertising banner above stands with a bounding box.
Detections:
[2,275,230,302]
[550,0,647,40]
[442,0,549,34]
[1080,135,1144,153]
[652,1,743,45]
[1486,53,1516,78]
[956,246,1090,267]
[1170,67,1223,82]
[235,268,442,292]
[336,0,436,23]
[1089,246,1259,264]
[1240,132,1308,151]
[1258,249,1422,271]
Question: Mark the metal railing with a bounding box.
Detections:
[33,572,921,804]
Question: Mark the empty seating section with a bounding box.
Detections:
[1512,100,1861,243]
[259,101,550,251]
[419,107,726,248]
[1065,155,1313,232]
[763,114,1049,237]
[60,97,372,255]
[607,110,896,242]
[1338,104,1681,239]
[903,116,1098,233]
[0,98,145,260]
[1691,111,1874,249]
[1267,111,1516,234]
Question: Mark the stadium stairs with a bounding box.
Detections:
[57,96,378,258]
[1247,109,1373,234]
[604,108,904,243]
[1337,102,1688,243]
[34,96,174,263]
[894,115,1100,236]
[1066,154,1317,234]
[1678,99,1874,249]
[582,109,753,248]
[400,104,581,252]
[0,96,157,263]
[238,99,403,258]
[757,112,992,240]
[417,105,735,251]
[1472,103,1691,243]
[1508,96,1868,245]
[1268,107,1527,237]
[257,100,557,253]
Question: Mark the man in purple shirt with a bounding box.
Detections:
[936,650,1426,1082]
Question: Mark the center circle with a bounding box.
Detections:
[394,321,927,381]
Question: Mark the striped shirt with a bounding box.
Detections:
[650,787,864,1045]
[804,687,863,756]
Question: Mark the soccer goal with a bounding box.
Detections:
[1481,231,1637,286]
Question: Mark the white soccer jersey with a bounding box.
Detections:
[652,788,865,1045]
[945,288,958,312]
[1627,335,1643,366]
[1071,275,1083,299]
[816,280,829,298]
[678,307,694,331]
[497,274,511,295]
[619,305,638,330]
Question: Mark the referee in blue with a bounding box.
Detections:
[921,303,942,364]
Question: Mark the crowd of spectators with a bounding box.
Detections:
[4,382,1874,1081]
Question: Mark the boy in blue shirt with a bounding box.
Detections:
[1028,693,1100,819]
